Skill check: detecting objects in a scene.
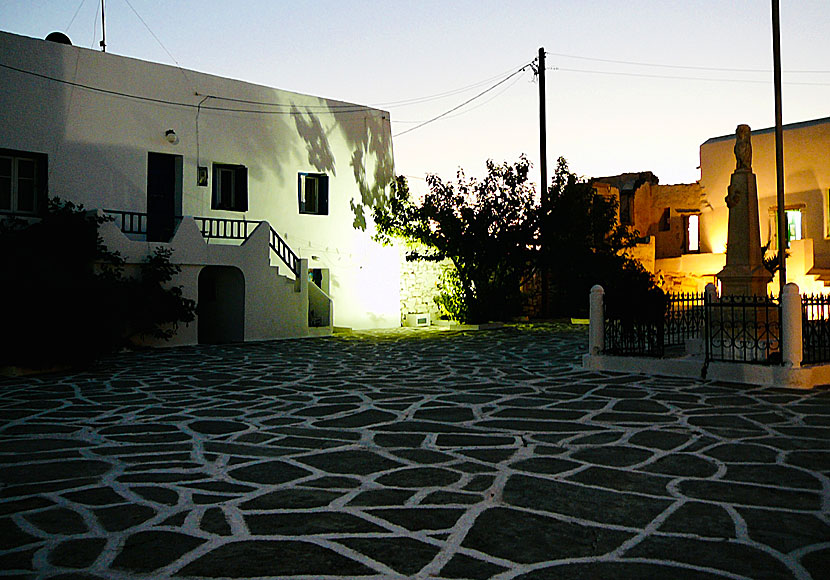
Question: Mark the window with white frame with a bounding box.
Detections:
[298,173,329,215]
[211,164,247,211]
[0,150,46,215]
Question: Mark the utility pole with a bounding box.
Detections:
[100,0,107,52]
[772,0,786,294]
[537,47,550,316]
[538,47,548,202]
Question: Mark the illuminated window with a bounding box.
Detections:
[684,214,700,253]
[770,206,804,248]
[786,209,802,243]
[298,173,329,215]
[211,164,247,211]
[0,150,46,215]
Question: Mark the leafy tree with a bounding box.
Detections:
[374,155,660,323]
[374,156,537,323]
[0,200,195,368]
[540,157,659,317]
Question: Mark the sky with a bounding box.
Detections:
[2,0,829,194]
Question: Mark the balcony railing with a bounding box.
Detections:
[102,211,300,277]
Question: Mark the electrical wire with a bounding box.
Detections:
[121,0,194,88]
[546,51,830,74]
[65,0,87,33]
[0,62,386,115]
[198,59,535,111]
[393,62,534,138]
[554,66,830,86]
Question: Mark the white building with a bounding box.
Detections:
[0,30,401,344]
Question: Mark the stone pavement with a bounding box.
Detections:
[0,324,828,580]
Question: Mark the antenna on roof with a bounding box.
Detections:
[99,0,106,52]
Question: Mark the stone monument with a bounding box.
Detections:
[717,124,772,296]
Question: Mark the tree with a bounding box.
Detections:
[374,156,537,323]
[540,157,659,317]
[0,200,195,368]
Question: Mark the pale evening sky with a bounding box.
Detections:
[2,0,829,193]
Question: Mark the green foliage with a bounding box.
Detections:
[433,266,467,322]
[0,200,195,368]
[374,156,537,323]
[374,155,660,322]
[540,158,657,317]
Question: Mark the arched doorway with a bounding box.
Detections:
[198,266,245,344]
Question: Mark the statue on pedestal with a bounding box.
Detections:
[716,124,772,296]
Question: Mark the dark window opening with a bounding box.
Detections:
[619,191,633,225]
[212,163,247,211]
[658,208,670,231]
[0,149,47,215]
[298,173,329,215]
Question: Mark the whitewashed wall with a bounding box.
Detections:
[0,31,400,329]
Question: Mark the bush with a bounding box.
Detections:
[0,200,195,368]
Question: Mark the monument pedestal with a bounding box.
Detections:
[717,169,772,296]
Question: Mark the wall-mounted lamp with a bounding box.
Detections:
[165,129,179,145]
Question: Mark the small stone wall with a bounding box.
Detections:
[399,245,448,324]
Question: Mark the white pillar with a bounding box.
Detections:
[781,282,802,368]
[704,282,718,303]
[589,285,604,356]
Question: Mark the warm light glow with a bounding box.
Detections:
[786,209,802,242]
[687,214,699,252]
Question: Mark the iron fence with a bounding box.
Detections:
[802,293,830,364]
[664,291,705,347]
[705,295,781,364]
[604,318,664,357]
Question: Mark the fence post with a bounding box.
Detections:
[781,282,802,368]
[589,285,605,356]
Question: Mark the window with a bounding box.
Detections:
[658,208,670,232]
[298,173,329,215]
[769,206,804,249]
[211,164,247,211]
[786,209,802,243]
[684,214,700,253]
[619,191,633,225]
[0,149,46,215]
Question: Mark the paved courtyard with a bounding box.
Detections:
[0,324,829,579]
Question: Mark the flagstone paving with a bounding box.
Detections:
[0,324,829,579]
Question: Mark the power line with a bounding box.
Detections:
[393,62,535,138]
[121,0,195,89]
[546,50,830,74]
[0,62,386,116]
[65,0,87,32]
[0,54,532,125]
[554,66,830,86]
[199,60,535,111]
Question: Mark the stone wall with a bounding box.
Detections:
[399,245,449,324]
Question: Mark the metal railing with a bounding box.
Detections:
[101,211,300,277]
[103,209,148,234]
[802,293,830,364]
[705,294,781,364]
[193,216,255,240]
[664,291,705,347]
[604,318,664,357]
[269,226,300,277]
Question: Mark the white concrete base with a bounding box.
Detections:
[583,354,830,389]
